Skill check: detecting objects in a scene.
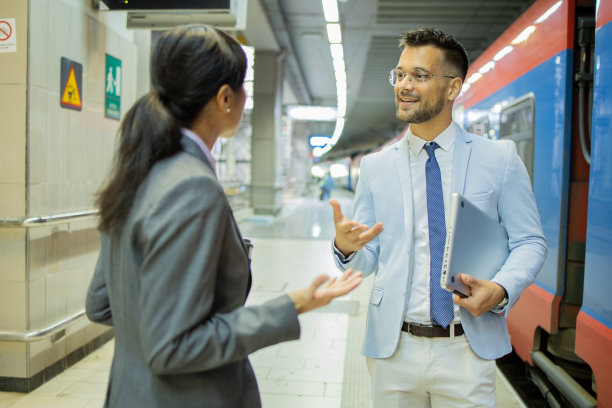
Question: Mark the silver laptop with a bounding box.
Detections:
[440,193,509,297]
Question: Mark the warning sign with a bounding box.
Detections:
[60,57,83,111]
[0,18,17,53]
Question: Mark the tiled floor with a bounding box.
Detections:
[0,188,526,407]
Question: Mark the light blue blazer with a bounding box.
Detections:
[334,123,547,360]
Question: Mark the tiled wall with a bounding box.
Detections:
[0,0,151,384]
[0,0,29,380]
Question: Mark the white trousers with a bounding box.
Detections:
[366,329,497,408]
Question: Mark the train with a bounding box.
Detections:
[330,0,611,406]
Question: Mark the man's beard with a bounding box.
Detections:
[396,90,445,124]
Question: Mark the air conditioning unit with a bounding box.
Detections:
[96,0,247,31]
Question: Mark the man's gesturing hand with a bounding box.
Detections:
[329,199,384,257]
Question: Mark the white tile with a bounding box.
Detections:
[28,378,73,398]
[8,396,90,408]
[28,0,49,88]
[0,391,23,407]
[0,342,27,378]
[250,354,305,369]
[28,278,46,332]
[267,368,344,383]
[260,394,341,408]
[46,1,71,96]
[28,85,50,185]
[58,381,107,400]
[68,7,88,66]
[258,379,325,396]
[304,357,345,371]
[81,400,105,408]
[28,227,51,282]
[0,84,26,185]
[325,383,343,398]
[0,281,27,331]
[0,229,26,282]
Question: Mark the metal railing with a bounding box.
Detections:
[0,310,86,342]
[0,210,98,342]
[0,210,99,228]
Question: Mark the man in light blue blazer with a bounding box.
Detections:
[331,28,547,407]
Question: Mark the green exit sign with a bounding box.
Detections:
[105,54,121,120]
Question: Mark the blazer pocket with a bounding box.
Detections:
[465,191,493,203]
[369,288,384,305]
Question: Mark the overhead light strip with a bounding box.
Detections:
[315,0,346,158]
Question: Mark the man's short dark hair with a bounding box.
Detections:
[399,28,469,81]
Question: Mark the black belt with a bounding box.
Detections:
[402,322,464,338]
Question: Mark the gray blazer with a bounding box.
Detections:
[86,136,300,408]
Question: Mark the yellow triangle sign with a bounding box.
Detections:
[61,66,82,108]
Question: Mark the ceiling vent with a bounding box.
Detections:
[96,0,247,31]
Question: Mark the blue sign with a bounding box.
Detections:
[309,135,332,148]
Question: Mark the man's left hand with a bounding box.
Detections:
[453,273,506,317]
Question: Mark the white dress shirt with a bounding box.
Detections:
[181,128,216,173]
[404,123,460,324]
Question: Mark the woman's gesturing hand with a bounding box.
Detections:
[289,269,363,314]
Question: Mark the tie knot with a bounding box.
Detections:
[424,142,440,158]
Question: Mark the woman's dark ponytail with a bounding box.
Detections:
[96,92,181,232]
[96,24,247,233]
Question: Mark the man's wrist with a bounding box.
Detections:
[496,288,508,307]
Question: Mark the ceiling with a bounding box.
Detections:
[246,0,538,160]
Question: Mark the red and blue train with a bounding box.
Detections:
[455,0,609,406]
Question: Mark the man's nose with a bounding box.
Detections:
[397,75,415,90]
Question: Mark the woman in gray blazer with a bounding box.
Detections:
[86,25,361,408]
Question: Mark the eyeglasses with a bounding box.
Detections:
[389,68,456,87]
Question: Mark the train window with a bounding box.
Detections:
[499,95,535,181]
[467,116,490,138]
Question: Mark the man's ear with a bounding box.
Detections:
[215,84,232,113]
[447,77,463,102]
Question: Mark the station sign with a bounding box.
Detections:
[105,54,122,120]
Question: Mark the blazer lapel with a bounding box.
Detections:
[451,126,473,195]
[393,136,415,251]
[180,136,216,174]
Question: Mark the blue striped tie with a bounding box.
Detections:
[424,142,454,328]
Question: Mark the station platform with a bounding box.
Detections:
[0,188,526,408]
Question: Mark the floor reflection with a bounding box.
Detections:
[238,188,354,241]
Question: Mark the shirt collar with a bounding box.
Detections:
[407,122,456,156]
[181,128,216,173]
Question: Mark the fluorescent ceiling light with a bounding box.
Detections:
[321,0,339,22]
[478,61,495,74]
[466,72,482,84]
[511,26,536,45]
[326,23,342,43]
[311,165,326,178]
[288,105,338,121]
[493,45,514,62]
[330,43,344,60]
[535,1,562,24]
[330,163,348,178]
[330,117,345,144]
[333,58,345,73]
[335,69,346,82]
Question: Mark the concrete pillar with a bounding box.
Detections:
[250,51,284,215]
